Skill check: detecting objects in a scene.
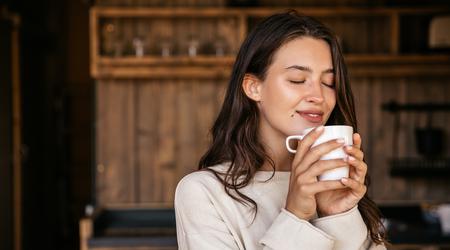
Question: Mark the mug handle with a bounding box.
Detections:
[286,135,305,153]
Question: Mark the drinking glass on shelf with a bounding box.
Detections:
[188,36,200,57]
[160,37,173,57]
[132,37,145,57]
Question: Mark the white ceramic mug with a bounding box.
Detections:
[286,125,353,181]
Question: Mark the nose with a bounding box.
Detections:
[305,80,324,103]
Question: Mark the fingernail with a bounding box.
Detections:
[349,156,356,161]
[336,138,345,144]
[341,177,348,183]
[345,146,352,151]
[316,126,324,132]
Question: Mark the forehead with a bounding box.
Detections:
[270,37,333,71]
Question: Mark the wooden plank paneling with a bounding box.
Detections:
[405,78,450,201]
[362,77,450,203]
[96,80,136,205]
[137,81,160,204]
[92,5,450,207]
[429,80,450,200]
[97,78,228,207]
[405,79,428,200]
[155,81,177,202]
[350,77,373,195]
[176,81,200,183]
[370,78,409,201]
[193,80,217,161]
[96,75,450,207]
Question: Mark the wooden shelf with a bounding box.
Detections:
[90,6,450,79]
[98,55,236,66]
[93,54,450,78]
[90,7,450,78]
[98,54,450,65]
[346,54,450,77]
[345,54,450,64]
[94,65,232,79]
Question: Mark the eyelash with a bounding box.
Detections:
[289,80,306,84]
[289,80,335,89]
[323,82,335,89]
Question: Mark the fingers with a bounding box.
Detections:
[341,177,367,198]
[353,133,362,149]
[294,139,345,176]
[347,157,367,183]
[344,133,367,184]
[292,126,324,171]
[300,180,347,195]
[344,145,364,161]
[302,159,348,180]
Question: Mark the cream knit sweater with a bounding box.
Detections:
[175,163,386,250]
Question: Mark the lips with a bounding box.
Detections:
[296,110,324,123]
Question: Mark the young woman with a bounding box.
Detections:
[175,11,387,250]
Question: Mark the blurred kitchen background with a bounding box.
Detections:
[1,0,450,249]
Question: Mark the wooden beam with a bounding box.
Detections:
[90,7,99,78]
[10,12,22,250]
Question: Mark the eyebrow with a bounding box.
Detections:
[285,65,334,74]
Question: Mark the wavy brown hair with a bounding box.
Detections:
[199,10,386,245]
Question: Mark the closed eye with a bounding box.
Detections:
[322,82,335,88]
[289,80,306,84]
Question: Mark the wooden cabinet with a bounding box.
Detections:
[90,7,244,78]
[90,7,450,78]
[89,6,450,208]
[82,5,450,250]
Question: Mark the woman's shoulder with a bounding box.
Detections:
[175,163,230,205]
[176,163,230,191]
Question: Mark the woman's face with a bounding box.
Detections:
[255,37,336,139]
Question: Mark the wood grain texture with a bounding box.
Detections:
[96,80,137,205]
[353,77,450,203]
[92,5,450,207]
[90,6,450,78]
[9,14,22,250]
[365,78,410,201]
[137,81,160,203]
[97,79,228,207]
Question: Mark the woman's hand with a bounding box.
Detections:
[315,133,368,217]
[285,126,348,220]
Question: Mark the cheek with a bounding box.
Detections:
[324,90,336,112]
[262,78,298,110]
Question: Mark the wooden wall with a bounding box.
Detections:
[352,77,450,202]
[92,1,450,207]
[96,79,227,206]
[95,75,450,207]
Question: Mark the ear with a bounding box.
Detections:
[242,74,263,102]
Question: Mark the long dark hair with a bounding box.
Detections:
[199,10,386,244]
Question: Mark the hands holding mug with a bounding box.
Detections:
[285,125,368,220]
